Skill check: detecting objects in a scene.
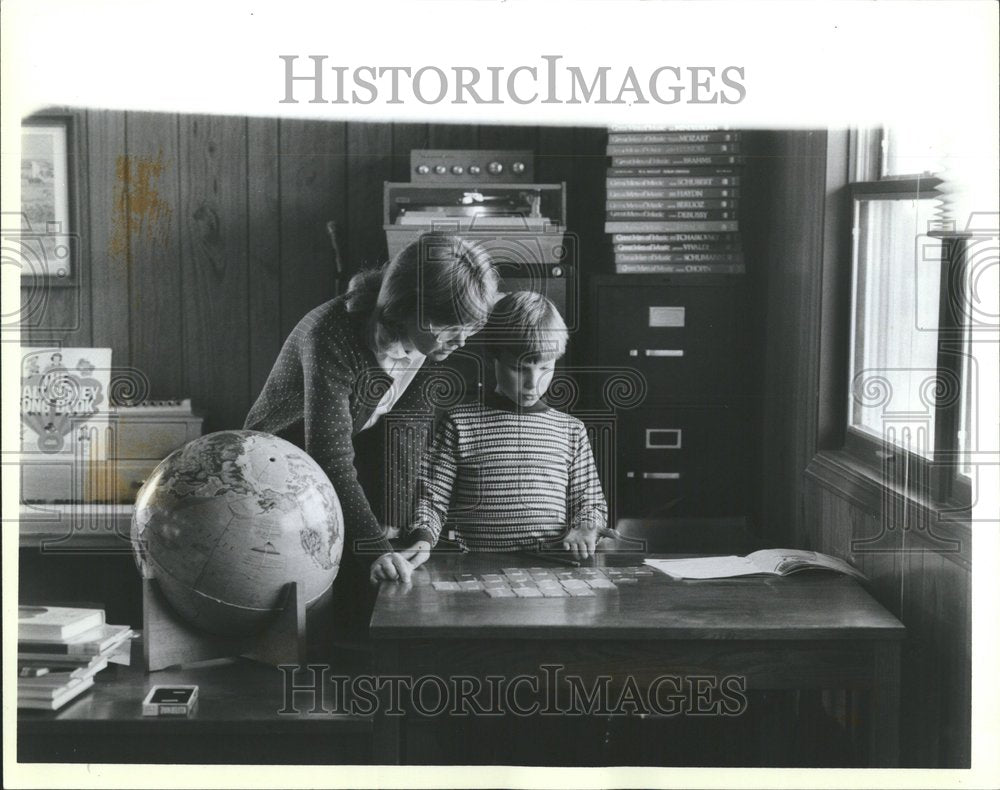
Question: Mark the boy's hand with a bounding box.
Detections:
[562,526,597,561]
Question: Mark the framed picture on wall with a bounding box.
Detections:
[18,113,80,285]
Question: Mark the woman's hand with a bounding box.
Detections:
[369,541,432,585]
[399,540,432,571]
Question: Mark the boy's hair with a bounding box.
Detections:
[481,291,568,362]
[345,233,499,347]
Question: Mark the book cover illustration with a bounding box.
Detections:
[20,347,113,457]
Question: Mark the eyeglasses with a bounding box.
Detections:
[429,321,487,343]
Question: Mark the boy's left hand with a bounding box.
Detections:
[562,526,597,561]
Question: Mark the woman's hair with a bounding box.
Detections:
[345,234,498,345]
[343,268,384,316]
[481,290,568,362]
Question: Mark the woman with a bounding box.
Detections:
[245,234,498,586]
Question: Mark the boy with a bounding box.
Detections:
[402,291,608,562]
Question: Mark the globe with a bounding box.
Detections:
[131,430,343,636]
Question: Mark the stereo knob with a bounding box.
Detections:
[552,266,563,277]
[487,161,503,175]
[451,165,464,175]
[468,165,481,175]
[511,161,526,175]
[416,165,430,175]
[434,165,447,175]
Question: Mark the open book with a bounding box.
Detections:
[644,549,866,581]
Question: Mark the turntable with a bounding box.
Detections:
[384,149,575,326]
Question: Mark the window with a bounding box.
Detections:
[849,182,942,461]
[845,128,980,506]
[879,125,948,179]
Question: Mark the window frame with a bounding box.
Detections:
[843,138,971,510]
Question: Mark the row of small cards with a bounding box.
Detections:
[430,566,654,598]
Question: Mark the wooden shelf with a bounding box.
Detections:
[19,503,134,551]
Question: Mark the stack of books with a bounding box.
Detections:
[18,605,134,711]
[605,128,745,274]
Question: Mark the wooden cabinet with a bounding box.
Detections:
[20,404,203,505]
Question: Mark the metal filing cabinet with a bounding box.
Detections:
[590,275,751,532]
[617,405,748,518]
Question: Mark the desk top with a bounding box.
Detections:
[370,553,906,641]
[19,650,369,733]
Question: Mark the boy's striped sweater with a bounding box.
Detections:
[408,392,608,551]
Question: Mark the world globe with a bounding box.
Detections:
[131,430,343,636]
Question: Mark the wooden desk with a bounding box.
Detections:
[18,651,371,764]
[369,553,905,766]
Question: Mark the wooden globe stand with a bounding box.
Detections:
[142,578,307,672]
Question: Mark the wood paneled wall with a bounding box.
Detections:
[800,473,972,767]
[21,111,607,435]
[742,129,829,547]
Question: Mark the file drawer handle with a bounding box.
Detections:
[628,349,685,358]
[626,472,681,480]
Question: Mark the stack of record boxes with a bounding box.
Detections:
[604,128,745,275]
